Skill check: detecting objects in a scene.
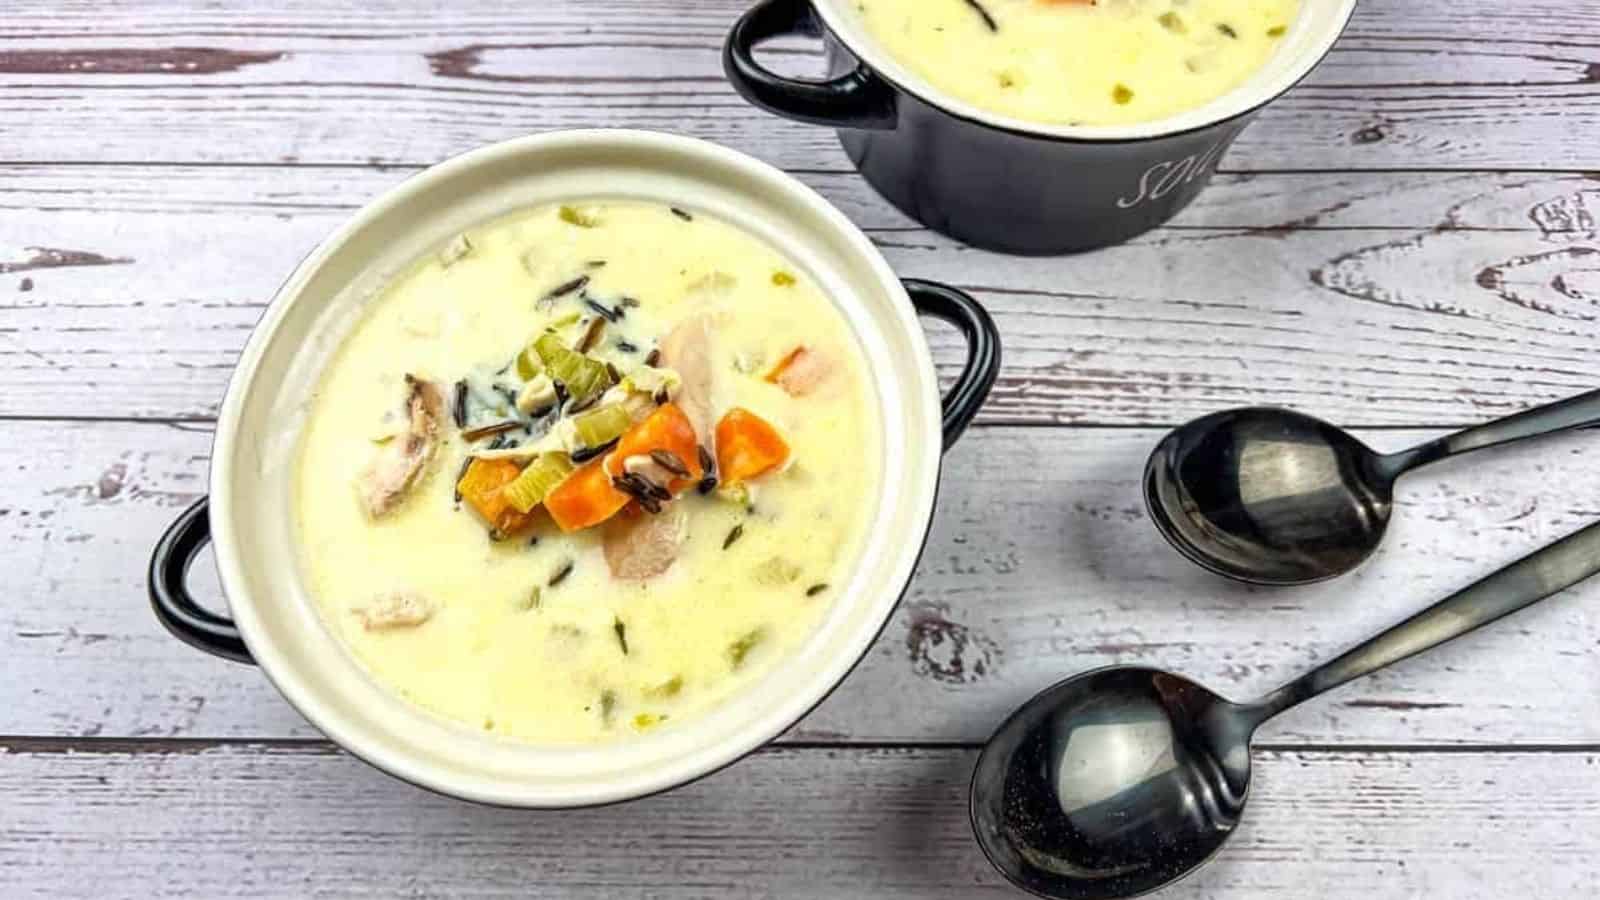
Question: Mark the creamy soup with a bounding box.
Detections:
[294,201,879,744]
[856,0,1300,126]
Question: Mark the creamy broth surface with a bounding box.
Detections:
[856,0,1300,126]
[295,201,879,744]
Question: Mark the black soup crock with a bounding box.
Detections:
[725,0,1357,255]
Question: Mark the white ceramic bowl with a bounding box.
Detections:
[148,130,1000,807]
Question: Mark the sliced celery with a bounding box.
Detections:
[534,332,612,405]
[645,675,684,699]
[573,405,632,449]
[501,452,575,514]
[559,205,599,228]
[727,628,768,668]
[515,347,541,381]
[753,556,801,586]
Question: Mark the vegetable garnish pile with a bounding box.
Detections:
[437,264,798,547]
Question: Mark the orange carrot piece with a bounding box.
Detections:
[542,404,710,534]
[457,458,539,536]
[545,455,632,533]
[715,408,790,484]
[604,402,704,492]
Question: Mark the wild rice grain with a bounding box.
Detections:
[548,560,575,587]
[584,297,622,323]
[723,523,745,550]
[963,0,998,32]
[461,420,520,443]
[570,436,618,464]
[650,449,690,477]
[453,381,468,429]
[453,456,473,503]
[576,316,606,353]
[542,275,590,304]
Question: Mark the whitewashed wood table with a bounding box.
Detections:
[4,2,1599,897]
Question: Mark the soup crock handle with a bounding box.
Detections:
[903,279,1001,450]
[723,0,897,130]
[148,496,255,665]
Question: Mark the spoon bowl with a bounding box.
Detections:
[1145,391,1600,584]
[970,667,1262,900]
[1143,407,1396,585]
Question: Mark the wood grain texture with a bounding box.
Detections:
[2,742,1597,899]
[0,1,1597,170]
[4,2,1598,892]
[7,419,1597,744]
[4,166,1598,425]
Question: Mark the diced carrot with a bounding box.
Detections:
[763,345,831,397]
[545,455,632,533]
[764,347,804,383]
[604,402,704,493]
[456,458,539,536]
[715,408,791,484]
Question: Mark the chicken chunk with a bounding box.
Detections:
[358,375,444,518]
[659,315,718,441]
[354,591,435,631]
[766,346,834,397]
[603,504,687,581]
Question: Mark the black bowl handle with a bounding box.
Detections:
[148,496,255,665]
[904,279,1001,450]
[723,0,897,130]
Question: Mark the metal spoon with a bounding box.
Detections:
[1144,389,1600,585]
[970,518,1600,900]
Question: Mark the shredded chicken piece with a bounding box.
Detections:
[621,454,676,486]
[659,315,717,439]
[769,346,834,397]
[603,505,687,581]
[438,233,473,268]
[357,375,443,518]
[354,591,435,631]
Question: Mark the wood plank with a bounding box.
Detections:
[7,419,1598,744]
[4,166,1598,426]
[1,742,1596,899]
[0,1,1596,170]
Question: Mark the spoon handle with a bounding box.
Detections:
[1392,389,1600,474]
[1256,518,1600,718]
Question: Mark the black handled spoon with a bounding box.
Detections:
[970,517,1600,899]
[1144,389,1600,585]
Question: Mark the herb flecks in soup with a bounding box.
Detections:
[295,201,879,744]
[858,0,1300,126]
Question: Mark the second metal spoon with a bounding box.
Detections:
[1144,388,1600,585]
[971,516,1600,900]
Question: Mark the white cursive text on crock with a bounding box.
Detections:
[1116,139,1230,209]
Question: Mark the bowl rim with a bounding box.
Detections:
[206,129,946,806]
[808,0,1359,143]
